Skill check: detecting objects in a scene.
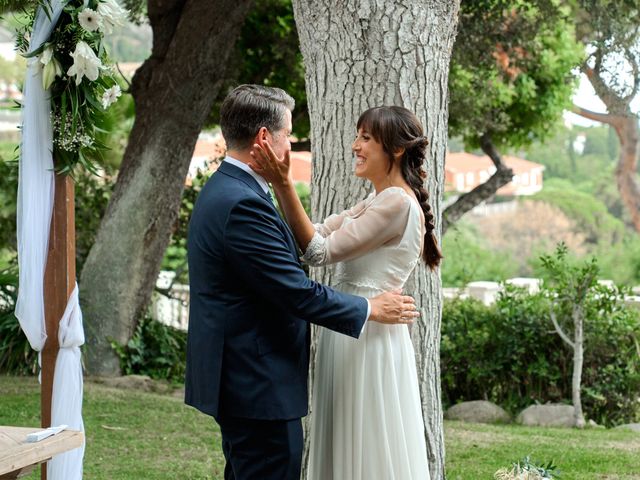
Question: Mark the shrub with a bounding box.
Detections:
[111,315,187,384]
[441,287,569,414]
[0,267,38,375]
[441,285,640,426]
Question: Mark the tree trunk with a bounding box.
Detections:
[442,134,513,234]
[292,1,460,478]
[81,0,253,375]
[572,57,640,233]
[572,306,585,428]
[614,116,640,232]
[573,106,640,232]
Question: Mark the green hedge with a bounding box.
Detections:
[441,286,640,426]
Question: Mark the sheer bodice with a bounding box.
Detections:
[302,186,424,292]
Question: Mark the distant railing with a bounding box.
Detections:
[151,280,190,331]
[150,274,640,331]
[468,200,518,217]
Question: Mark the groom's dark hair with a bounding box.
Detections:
[220,84,295,150]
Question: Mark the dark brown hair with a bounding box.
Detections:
[356,106,443,270]
[220,84,295,150]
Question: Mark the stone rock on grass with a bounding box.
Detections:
[615,423,640,433]
[445,400,511,424]
[516,404,575,427]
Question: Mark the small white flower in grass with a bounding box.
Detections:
[78,8,101,32]
[101,85,122,109]
[97,0,128,34]
[67,41,102,85]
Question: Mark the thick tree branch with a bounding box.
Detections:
[571,105,615,125]
[442,134,513,234]
[583,53,631,114]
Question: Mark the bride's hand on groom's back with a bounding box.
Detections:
[368,290,419,324]
[249,141,291,188]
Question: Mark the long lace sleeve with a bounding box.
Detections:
[302,188,411,266]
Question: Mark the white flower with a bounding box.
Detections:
[40,46,62,89]
[67,41,102,85]
[42,57,63,90]
[96,0,128,34]
[101,85,122,109]
[40,46,53,67]
[78,8,102,32]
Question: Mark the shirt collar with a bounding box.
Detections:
[223,155,270,194]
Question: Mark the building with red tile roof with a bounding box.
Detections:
[445,151,545,196]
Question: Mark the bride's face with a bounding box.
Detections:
[352,128,389,181]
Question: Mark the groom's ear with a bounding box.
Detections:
[255,127,269,147]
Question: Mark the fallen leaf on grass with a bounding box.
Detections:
[101,425,127,431]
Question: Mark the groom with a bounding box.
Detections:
[185,84,418,480]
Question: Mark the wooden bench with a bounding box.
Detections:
[0,426,83,479]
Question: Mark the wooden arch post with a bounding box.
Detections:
[41,172,75,480]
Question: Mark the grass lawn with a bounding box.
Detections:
[1,375,639,479]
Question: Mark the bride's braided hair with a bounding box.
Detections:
[356,106,443,270]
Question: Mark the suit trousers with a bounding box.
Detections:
[217,416,303,480]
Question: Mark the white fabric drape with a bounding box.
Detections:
[16,2,85,479]
[49,284,85,479]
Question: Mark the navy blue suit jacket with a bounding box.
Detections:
[185,161,368,420]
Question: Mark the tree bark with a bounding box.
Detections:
[81,0,253,375]
[442,134,514,234]
[292,1,460,478]
[572,305,585,428]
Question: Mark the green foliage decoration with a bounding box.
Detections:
[15,0,127,174]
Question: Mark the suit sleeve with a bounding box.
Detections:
[223,196,368,338]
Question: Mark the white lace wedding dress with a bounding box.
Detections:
[303,187,431,480]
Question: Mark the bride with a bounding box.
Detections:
[250,105,441,479]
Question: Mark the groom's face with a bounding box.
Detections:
[266,109,292,161]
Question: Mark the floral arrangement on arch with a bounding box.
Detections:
[16,0,129,173]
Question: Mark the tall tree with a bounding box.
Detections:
[292,1,460,478]
[443,0,582,232]
[571,0,640,233]
[81,0,253,375]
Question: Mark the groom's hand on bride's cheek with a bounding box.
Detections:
[368,291,419,325]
